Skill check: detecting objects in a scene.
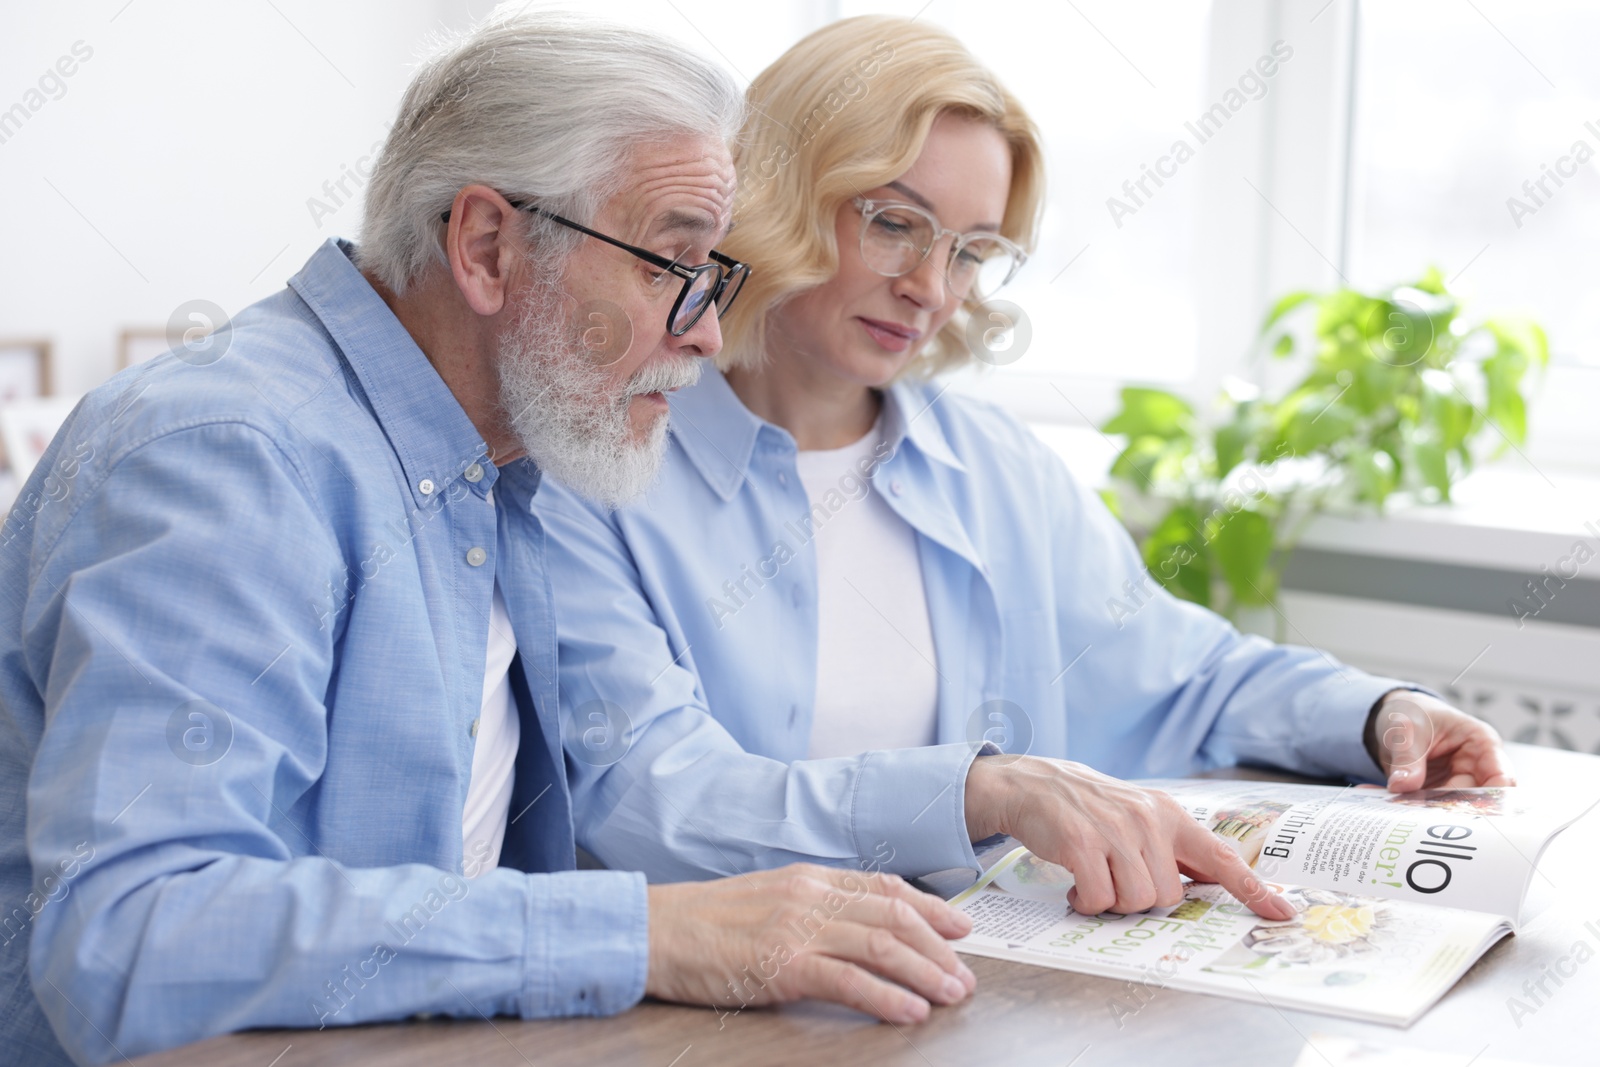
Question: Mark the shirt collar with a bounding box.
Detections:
[289,239,496,508]
[668,367,765,503]
[669,366,969,503]
[881,379,967,474]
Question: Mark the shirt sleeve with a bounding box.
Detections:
[1029,431,1414,783]
[22,423,646,1065]
[538,488,987,883]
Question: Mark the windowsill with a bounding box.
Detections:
[1292,464,1600,572]
[1028,423,1600,573]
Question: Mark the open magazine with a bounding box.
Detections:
[948,782,1598,1026]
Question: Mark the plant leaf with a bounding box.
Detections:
[1347,447,1392,506]
[1213,401,1267,479]
[1213,509,1276,606]
[1285,398,1358,454]
[1109,436,1168,488]
[1260,290,1316,335]
[1412,440,1451,500]
[1414,266,1447,295]
[1141,505,1212,607]
[1488,315,1550,368]
[1482,350,1530,444]
[1102,387,1194,440]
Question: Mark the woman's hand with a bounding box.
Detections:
[964,754,1296,921]
[1367,689,1516,792]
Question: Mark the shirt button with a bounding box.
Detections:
[418,478,435,496]
[465,463,484,483]
[790,585,803,609]
[788,705,799,727]
[469,717,480,738]
[890,480,904,496]
[777,471,788,486]
[466,547,487,567]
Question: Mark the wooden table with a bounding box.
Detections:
[133,743,1600,1066]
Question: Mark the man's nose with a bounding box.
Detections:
[674,304,724,358]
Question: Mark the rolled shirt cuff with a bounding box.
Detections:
[522,869,648,1017]
[1293,675,1438,782]
[849,741,1000,877]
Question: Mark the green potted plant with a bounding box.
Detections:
[1099,268,1549,634]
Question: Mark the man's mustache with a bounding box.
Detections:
[623,357,702,399]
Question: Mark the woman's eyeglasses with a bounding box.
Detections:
[853,196,1025,300]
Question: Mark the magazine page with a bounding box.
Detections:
[951,846,1509,1027]
[1142,781,1588,922]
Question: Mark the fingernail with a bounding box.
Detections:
[904,996,931,1023]
[958,961,976,987]
[942,975,966,1002]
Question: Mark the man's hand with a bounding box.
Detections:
[1366,689,1516,792]
[646,865,977,1025]
[964,755,1296,922]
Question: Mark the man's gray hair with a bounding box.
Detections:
[359,9,745,294]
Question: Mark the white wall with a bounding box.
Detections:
[2,1,453,393]
[0,0,831,397]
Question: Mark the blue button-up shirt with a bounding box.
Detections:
[0,240,645,1066]
[538,368,1407,884]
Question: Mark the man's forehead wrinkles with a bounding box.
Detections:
[631,156,735,192]
[603,136,734,242]
[631,176,735,210]
[618,172,734,242]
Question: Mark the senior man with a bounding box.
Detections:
[0,14,979,1065]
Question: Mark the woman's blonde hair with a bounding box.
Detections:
[719,15,1045,379]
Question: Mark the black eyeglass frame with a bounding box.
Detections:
[440,199,749,337]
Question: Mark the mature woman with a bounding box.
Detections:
[539,16,1509,900]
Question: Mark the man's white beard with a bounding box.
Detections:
[496,275,701,510]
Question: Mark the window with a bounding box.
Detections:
[1350,0,1600,466]
[837,0,1221,425]
[843,0,1214,387]
[1352,0,1600,368]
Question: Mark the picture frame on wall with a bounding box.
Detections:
[118,327,171,370]
[0,340,60,502]
[0,395,82,487]
[0,338,51,406]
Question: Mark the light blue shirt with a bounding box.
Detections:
[0,241,645,1066]
[539,368,1409,883]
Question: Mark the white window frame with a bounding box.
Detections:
[1339,0,1600,474]
[958,0,1328,431]
[959,0,1600,476]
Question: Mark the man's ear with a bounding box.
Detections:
[443,184,523,317]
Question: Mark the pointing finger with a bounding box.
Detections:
[1176,820,1294,921]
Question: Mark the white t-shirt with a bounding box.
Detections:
[462,579,519,877]
[795,420,939,759]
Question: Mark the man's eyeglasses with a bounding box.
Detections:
[441,199,751,337]
[852,197,1026,300]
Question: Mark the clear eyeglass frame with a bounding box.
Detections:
[852,196,1027,300]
